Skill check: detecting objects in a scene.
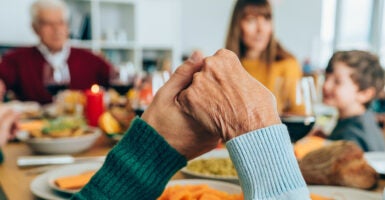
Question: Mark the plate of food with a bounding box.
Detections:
[364,152,385,175]
[159,179,243,200]
[308,185,381,200]
[47,164,100,194]
[180,148,238,183]
[17,116,101,154]
[30,163,102,200]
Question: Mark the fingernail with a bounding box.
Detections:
[188,51,199,63]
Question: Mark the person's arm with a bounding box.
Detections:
[178,49,310,200]
[72,118,186,199]
[227,124,310,200]
[73,51,219,199]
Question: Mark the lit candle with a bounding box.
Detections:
[85,84,105,126]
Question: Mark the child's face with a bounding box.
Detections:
[322,62,361,110]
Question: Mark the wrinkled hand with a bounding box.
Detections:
[0,106,19,147]
[178,49,281,142]
[141,52,221,160]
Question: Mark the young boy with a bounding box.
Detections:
[322,50,385,151]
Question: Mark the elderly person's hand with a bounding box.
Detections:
[141,52,220,160]
[178,49,281,142]
[0,106,19,147]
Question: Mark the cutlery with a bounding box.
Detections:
[17,155,105,167]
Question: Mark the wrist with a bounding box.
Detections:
[225,104,281,141]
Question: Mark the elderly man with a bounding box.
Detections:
[0,0,112,104]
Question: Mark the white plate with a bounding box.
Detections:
[180,148,238,183]
[308,185,381,200]
[30,163,102,200]
[364,152,385,175]
[47,164,100,194]
[166,179,242,194]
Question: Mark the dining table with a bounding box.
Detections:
[0,135,186,200]
[0,134,385,200]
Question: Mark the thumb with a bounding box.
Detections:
[162,51,204,95]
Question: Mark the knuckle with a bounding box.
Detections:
[216,48,236,58]
[180,89,196,105]
[192,72,204,82]
[203,57,212,66]
[216,48,228,55]
[203,57,215,71]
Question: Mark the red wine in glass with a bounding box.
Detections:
[110,82,133,96]
[281,115,315,143]
[45,84,68,96]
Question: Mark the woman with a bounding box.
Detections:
[226,0,303,115]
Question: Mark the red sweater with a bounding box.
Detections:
[0,47,112,104]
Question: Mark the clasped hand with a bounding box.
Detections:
[141,49,281,160]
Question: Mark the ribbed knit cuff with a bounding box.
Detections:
[226,124,310,200]
[73,117,187,200]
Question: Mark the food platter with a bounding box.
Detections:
[31,163,102,199]
[180,148,238,183]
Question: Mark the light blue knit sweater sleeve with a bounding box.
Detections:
[226,124,310,200]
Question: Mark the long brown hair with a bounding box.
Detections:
[225,0,293,66]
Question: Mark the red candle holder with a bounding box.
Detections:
[85,84,105,127]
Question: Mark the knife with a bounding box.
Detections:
[17,155,105,167]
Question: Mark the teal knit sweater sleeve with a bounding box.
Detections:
[227,124,310,200]
[71,117,187,200]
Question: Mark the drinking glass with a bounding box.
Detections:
[109,62,136,96]
[44,65,70,96]
[281,77,317,143]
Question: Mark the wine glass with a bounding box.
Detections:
[44,64,70,97]
[281,77,317,143]
[109,62,136,96]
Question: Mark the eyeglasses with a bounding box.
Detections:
[37,19,67,29]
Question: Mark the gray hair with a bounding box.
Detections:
[30,0,70,25]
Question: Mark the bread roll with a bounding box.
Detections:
[299,141,378,189]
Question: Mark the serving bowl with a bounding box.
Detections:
[18,127,101,154]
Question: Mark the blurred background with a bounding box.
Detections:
[1,0,384,72]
